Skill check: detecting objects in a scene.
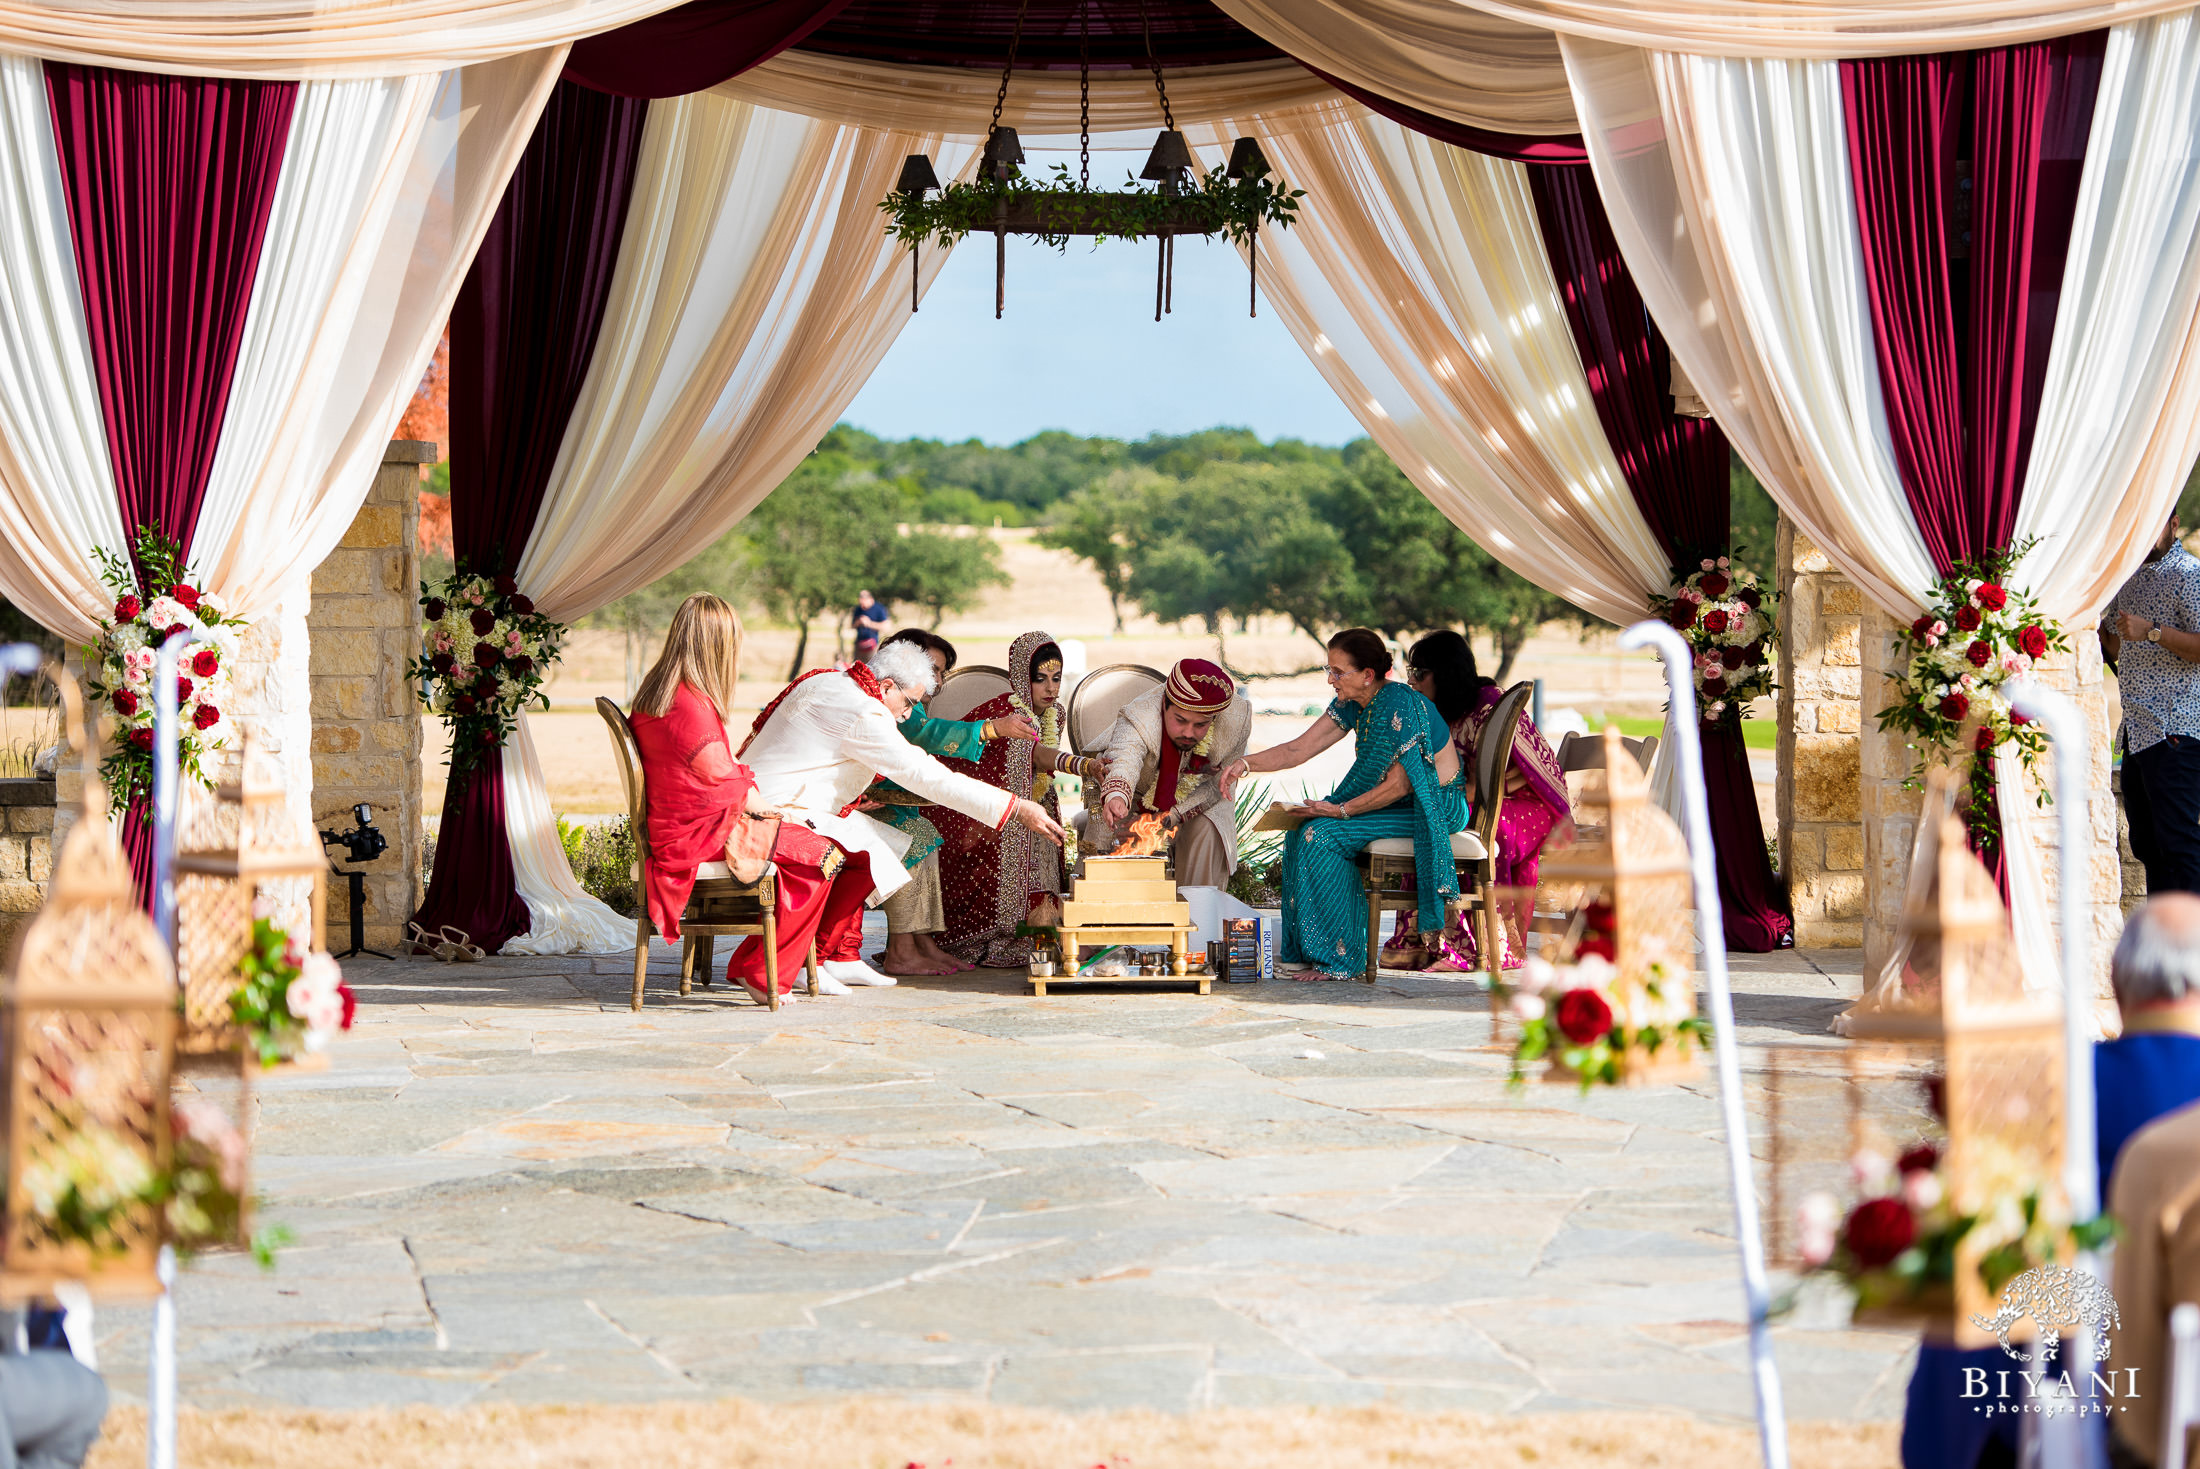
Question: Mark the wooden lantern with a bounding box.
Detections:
[1532,727,1699,1084]
[0,676,175,1302]
[174,734,327,1054]
[1838,772,2065,1346]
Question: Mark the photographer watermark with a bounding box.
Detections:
[1960,1265,2136,1418]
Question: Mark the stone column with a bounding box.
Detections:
[1857,606,1920,982]
[1776,516,1866,948]
[307,442,427,952]
[0,775,53,955]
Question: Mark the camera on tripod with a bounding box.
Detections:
[321,803,387,866]
[320,804,391,959]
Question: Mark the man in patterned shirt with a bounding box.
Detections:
[2107,513,2200,894]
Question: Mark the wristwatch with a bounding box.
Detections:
[2150,626,2165,644]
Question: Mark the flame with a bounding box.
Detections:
[1117,813,1168,858]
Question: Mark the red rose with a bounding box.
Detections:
[1699,572,1730,598]
[164,623,189,643]
[430,651,456,675]
[192,703,219,731]
[191,648,219,678]
[493,574,518,597]
[111,688,139,716]
[338,982,356,1030]
[474,641,501,668]
[1555,988,1615,1046]
[452,694,477,715]
[1576,934,1617,961]
[422,598,447,622]
[1738,587,1762,609]
[1976,583,2008,612]
[1897,1143,1939,1175]
[2010,709,2031,727]
[1844,1197,1917,1268]
[1954,605,1982,632]
[1939,692,1969,721]
[1583,900,1616,933]
[1668,602,1697,632]
[1719,645,1749,670]
[2018,624,2047,660]
[169,583,199,610]
[114,594,142,622]
[510,594,535,617]
[1702,608,1730,635]
[128,726,153,752]
[478,727,498,746]
[1975,726,1996,753]
[175,676,193,704]
[469,608,496,636]
[507,655,535,676]
[1966,639,1992,668]
[1911,615,1935,640]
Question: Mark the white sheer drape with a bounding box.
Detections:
[0,52,122,642]
[1454,0,2197,58]
[501,92,976,952]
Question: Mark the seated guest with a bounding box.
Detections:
[867,628,1039,977]
[2107,1097,2200,1469]
[934,631,1101,968]
[0,1329,107,1469]
[1902,893,2200,1469]
[628,595,816,1003]
[739,637,1065,994]
[1217,629,1465,981]
[1089,657,1249,889]
[1385,630,1571,972]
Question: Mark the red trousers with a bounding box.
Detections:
[727,851,871,993]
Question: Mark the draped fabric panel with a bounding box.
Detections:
[1450,0,2192,59]
[563,0,852,100]
[1313,68,1585,163]
[0,1,684,80]
[1527,161,1791,950]
[1208,0,1577,135]
[417,76,649,956]
[43,64,297,565]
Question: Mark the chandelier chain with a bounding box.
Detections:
[991,0,1032,139]
[1136,0,1173,130]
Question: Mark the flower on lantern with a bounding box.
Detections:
[229,915,353,1067]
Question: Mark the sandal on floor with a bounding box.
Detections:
[409,923,486,963]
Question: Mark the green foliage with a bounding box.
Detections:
[558,816,640,918]
[873,527,1010,630]
[882,160,1303,252]
[1730,456,1779,567]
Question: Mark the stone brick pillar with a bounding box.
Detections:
[1776,516,1866,948]
[307,442,427,952]
[1857,607,1922,982]
[0,775,53,955]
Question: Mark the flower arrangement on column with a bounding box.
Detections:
[82,525,245,806]
[1650,552,1778,724]
[1876,543,2068,853]
[407,568,565,773]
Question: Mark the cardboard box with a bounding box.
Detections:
[1219,916,1273,983]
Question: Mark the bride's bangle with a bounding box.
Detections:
[980,719,994,741]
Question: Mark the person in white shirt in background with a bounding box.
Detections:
[737,640,1065,995]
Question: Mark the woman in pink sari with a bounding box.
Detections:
[1383,630,1573,971]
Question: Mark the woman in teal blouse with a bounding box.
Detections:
[1218,628,1467,980]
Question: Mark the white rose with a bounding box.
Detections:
[1509,991,1546,1022]
[1902,1169,1943,1213]
[1850,1147,1895,1196]
[1515,957,1557,996]
[144,595,189,631]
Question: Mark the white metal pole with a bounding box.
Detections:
[1619,621,1789,1468]
[2004,677,2102,1467]
[149,1243,175,1469]
[149,628,200,1469]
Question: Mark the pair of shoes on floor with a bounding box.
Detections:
[820,959,896,989]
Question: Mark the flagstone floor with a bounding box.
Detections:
[91,927,1915,1424]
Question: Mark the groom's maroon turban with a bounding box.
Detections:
[1165,658,1234,715]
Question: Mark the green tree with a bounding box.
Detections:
[875,527,1010,629]
[742,454,901,677]
[1034,471,1150,631]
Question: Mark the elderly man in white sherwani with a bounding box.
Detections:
[738,639,1065,994]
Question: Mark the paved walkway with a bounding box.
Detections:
[94,932,1914,1424]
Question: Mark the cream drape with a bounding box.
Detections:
[719,52,1338,137]
[0,50,560,643]
[1209,0,1576,135]
[0,0,680,79]
[1452,0,2198,58]
[0,52,124,642]
[1180,101,1667,627]
[501,92,976,952]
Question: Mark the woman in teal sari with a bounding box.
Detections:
[1218,629,1467,981]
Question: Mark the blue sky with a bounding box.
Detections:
[843,202,1367,448]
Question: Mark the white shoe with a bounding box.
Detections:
[822,959,897,988]
[812,972,853,996]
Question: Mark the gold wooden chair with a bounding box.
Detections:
[1556,728,1659,849]
[596,697,817,1012]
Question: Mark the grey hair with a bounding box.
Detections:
[869,641,938,699]
[2112,897,2200,1009]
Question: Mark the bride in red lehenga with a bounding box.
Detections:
[933,631,1098,968]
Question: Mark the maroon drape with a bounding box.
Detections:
[1841,37,2103,885]
[45,64,297,906]
[1527,163,1794,952]
[412,79,649,954]
[564,0,855,99]
[1310,68,1587,165]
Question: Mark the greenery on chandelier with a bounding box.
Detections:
[881,160,1304,253]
